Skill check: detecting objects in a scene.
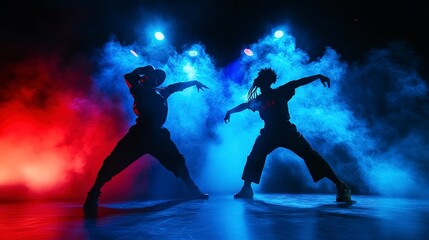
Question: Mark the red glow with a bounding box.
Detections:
[0,54,151,202]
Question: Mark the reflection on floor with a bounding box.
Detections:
[1,193,428,239]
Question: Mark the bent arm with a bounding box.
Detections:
[288,74,330,88]
[224,102,249,123]
[124,70,142,90]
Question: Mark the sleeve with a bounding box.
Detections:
[248,99,261,112]
[158,82,188,98]
[157,84,175,98]
[277,81,296,99]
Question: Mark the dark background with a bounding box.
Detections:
[1,0,428,72]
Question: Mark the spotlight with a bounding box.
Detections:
[188,50,198,57]
[274,30,284,39]
[244,48,253,56]
[130,50,138,57]
[154,32,165,41]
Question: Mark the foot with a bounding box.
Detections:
[83,190,100,217]
[336,182,352,202]
[234,186,254,199]
[186,184,209,200]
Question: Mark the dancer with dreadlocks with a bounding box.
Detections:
[224,67,352,202]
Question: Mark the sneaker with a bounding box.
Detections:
[186,184,209,200]
[336,182,352,202]
[83,190,100,217]
[234,186,254,199]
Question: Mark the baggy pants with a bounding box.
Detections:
[95,124,190,184]
[242,123,335,184]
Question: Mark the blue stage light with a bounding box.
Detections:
[154,32,165,40]
[274,30,284,38]
[188,50,198,57]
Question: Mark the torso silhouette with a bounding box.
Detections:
[131,83,168,128]
[249,83,295,127]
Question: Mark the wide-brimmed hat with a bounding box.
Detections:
[140,65,166,87]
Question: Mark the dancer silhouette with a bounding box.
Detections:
[83,65,209,217]
[224,67,351,202]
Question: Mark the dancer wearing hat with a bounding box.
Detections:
[83,65,209,217]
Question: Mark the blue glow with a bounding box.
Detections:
[92,25,429,199]
[154,32,164,40]
[183,63,197,80]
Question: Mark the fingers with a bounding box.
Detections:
[196,82,209,88]
[321,79,331,88]
[224,114,230,124]
[196,85,209,92]
[325,79,331,88]
[324,77,330,88]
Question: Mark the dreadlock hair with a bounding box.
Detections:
[247,84,259,101]
[247,67,277,101]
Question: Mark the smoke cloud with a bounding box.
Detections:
[1,25,427,202]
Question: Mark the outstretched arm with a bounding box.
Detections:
[176,80,209,92]
[224,102,249,124]
[288,74,330,89]
[160,80,209,98]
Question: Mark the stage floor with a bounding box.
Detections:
[1,193,428,240]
